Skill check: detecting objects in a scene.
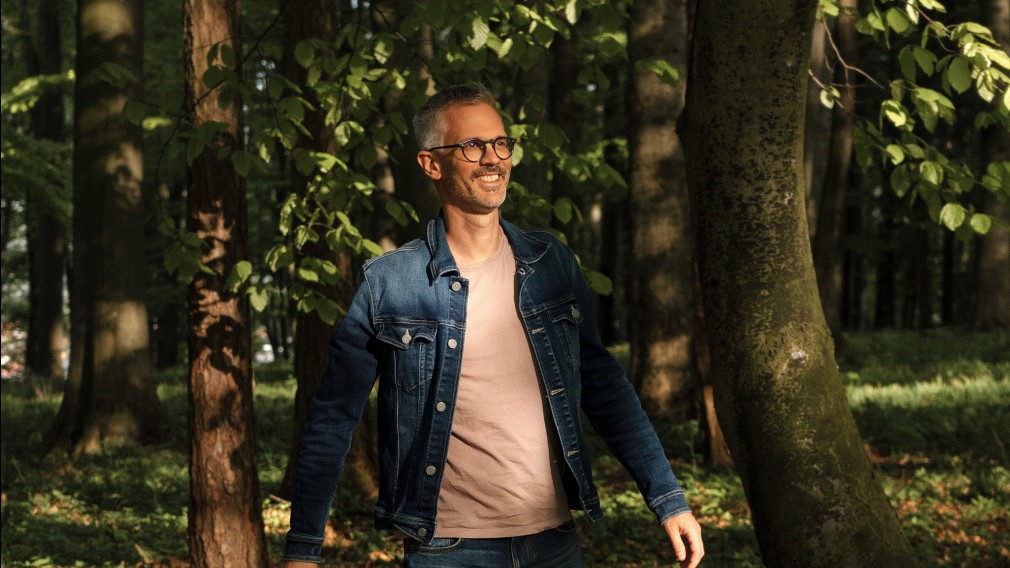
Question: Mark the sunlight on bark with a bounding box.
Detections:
[80,1,136,43]
[94,300,150,368]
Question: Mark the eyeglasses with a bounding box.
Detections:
[426,136,516,162]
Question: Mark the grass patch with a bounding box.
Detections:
[2,331,1008,566]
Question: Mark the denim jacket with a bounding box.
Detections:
[284,214,691,562]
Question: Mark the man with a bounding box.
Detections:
[284,83,703,567]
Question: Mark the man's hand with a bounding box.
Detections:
[662,512,704,568]
[283,562,318,568]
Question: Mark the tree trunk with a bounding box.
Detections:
[973,0,1010,329]
[680,1,915,565]
[627,0,698,426]
[184,0,269,565]
[277,0,377,501]
[47,0,165,455]
[803,16,832,235]
[811,0,856,344]
[25,0,68,379]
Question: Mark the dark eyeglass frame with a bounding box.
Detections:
[426,136,516,162]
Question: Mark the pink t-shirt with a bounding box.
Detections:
[435,231,571,538]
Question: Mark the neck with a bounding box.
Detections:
[442,207,503,266]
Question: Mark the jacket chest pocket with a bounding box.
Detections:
[376,322,438,392]
[547,301,583,367]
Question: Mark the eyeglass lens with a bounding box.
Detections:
[460,137,514,162]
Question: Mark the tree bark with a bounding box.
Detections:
[25,0,68,379]
[681,1,915,565]
[803,16,832,235]
[811,0,856,344]
[184,0,269,565]
[627,0,698,426]
[973,0,1010,329]
[47,0,165,455]
[277,0,376,501]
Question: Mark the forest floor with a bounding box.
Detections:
[1,330,1008,567]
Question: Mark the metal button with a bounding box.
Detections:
[417,528,427,537]
[425,465,436,475]
[401,330,411,344]
[447,338,458,349]
[451,281,462,292]
[436,401,447,412]
[571,306,581,319]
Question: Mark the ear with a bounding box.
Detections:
[417,151,442,181]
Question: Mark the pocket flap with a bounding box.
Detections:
[548,302,584,325]
[376,323,437,349]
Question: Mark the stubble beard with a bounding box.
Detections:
[460,165,509,212]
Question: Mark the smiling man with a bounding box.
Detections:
[283,83,703,568]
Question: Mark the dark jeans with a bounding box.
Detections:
[402,520,582,567]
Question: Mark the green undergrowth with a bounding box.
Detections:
[1,331,1007,566]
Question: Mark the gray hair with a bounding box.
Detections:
[413,82,497,150]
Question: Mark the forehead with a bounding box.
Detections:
[439,103,505,142]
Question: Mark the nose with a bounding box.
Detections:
[479,140,502,165]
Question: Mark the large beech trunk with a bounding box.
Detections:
[681,1,916,565]
[48,0,165,456]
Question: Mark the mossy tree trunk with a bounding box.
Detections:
[681,1,916,565]
[183,0,269,565]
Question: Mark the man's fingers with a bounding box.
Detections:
[683,526,704,568]
[671,531,687,561]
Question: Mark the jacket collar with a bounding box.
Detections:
[425,211,550,282]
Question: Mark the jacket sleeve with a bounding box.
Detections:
[284,277,381,563]
[567,248,692,524]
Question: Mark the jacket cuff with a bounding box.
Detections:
[284,531,324,563]
[650,489,692,524]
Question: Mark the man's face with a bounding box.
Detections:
[420,103,511,215]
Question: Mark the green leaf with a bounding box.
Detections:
[565,0,579,24]
[969,213,992,234]
[637,58,679,87]
[899,46,917,80]
[554,197,574,224]
[497,37,514,59]
[890,166,912,197]
[881,100,909,128]
[224,260,253,292]
[584,269,613,296]
[295,41,315,69]
[122,98,146,124]
[249,286,269,312]
[946,56,972,93]
[913,46,936,75]
[919,160,944,186]
[886,8,912,34]
[819,87,838,108]
[938,203,966,230]
[470,18,490,50]
[885,144,905,165]
[219,43,236,68]
[362,239,385,258]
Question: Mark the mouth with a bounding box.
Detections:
[473,168,506,185]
